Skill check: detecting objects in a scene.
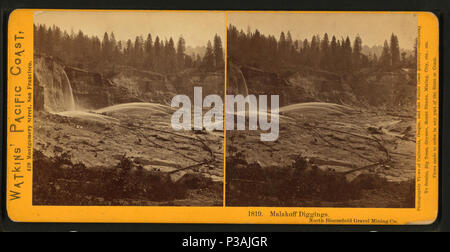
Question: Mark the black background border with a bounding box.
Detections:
[0,0,449,232]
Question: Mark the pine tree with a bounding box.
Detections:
[91,36,102,66]
[153,36,161,72]
[75,30,87,66]
[380,40,391,69]
[286,31,294,62]
[160,39,168,73]
[102,32,111,62]
[111,32,121,65]
[353,35,363,70]
[144,34,154,70]
[390,33,401,68]
[343,36,353,72]
[176,37,186,70]
[123,39,132,65]
[310,35,320,68]
[213,34,224,69]
[278,32,287,61]
[35,24,46,54]
[166,38,177,73]
[46,26,55,56]
[203,40,215,71]
[302,39,310,66]
[329,35,338,71]
[52,25,63,59]
[133,36,144,68]
[320,33,330,70]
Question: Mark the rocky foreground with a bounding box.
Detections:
[33,54,226,206]
[33,103,224,206]
[226,103,416,208]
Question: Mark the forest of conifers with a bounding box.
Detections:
[227,24,416,74]
[33,23,416,76]
[33,24,224,74]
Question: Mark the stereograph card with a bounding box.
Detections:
[6,10,439,225]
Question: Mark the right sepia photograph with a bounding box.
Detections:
[225,12,418,208]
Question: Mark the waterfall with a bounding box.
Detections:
[61,71,76,111]
[40,67,77,112]
[228,63,249,97]
[235,66,249,97]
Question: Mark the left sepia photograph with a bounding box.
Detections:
[32,11,225,206]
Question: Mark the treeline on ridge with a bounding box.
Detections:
[227,24,416,74]
[34,24,224,74]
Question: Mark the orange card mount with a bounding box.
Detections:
[7,9,439,224]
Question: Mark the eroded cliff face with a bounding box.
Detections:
[34,56,76,112]
[227,63,333,106]
[286,69,357,106]
[241,66,309,106]
[110,66,175,105]
[227,61,416,109]
[34,55,226,113]
[171,69,225,101]
[65,66,145,110]
[350,69,416,109]
[34,55,140,111]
